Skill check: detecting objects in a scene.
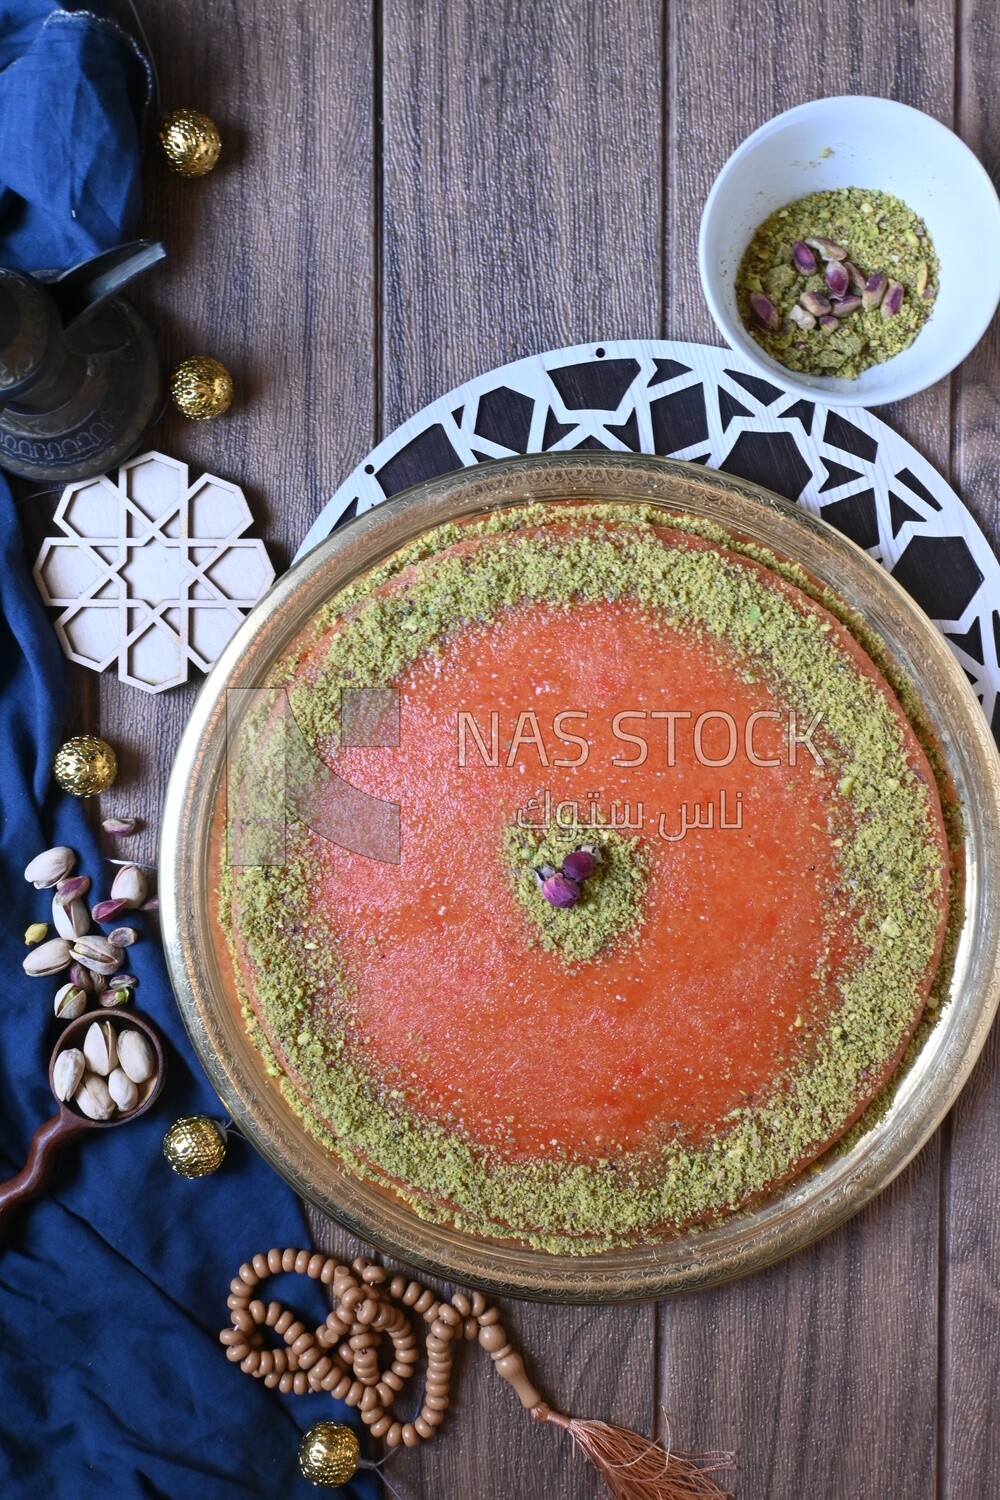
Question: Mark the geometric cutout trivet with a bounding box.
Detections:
[296,338,1000,745]
[33,450,274,693]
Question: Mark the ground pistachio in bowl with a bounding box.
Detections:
[737,187,938,379]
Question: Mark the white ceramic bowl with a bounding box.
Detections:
[698,97,1000,407]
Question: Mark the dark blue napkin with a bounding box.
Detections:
[0,6,375,1496]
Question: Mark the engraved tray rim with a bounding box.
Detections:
[160,453,1000,1304]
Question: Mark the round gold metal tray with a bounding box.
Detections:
[161,453,1000,1303]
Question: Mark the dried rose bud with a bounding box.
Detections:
[791,240,817,274]
[541,873,581,909]
[749,292,780,330]
[562,850,597,883]
[825,263,850,298]
[881,280,905,317]
[800,291,832,317]
[102,816,138,837]
[832,295,863,317]
[805,236,847,261]
[862,272,888,310]
[818,315,839,333]
[92,898,127,924]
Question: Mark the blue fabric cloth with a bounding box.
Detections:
[0,2,148,268]
[0,6,376,1497]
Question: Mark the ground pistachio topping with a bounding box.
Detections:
[221,502,952,1253]
[503,823,648,964]
[737,187,938,378]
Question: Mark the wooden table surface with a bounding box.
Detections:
[35,1,1000,1495]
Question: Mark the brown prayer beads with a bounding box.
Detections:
[220,1250,542,1448]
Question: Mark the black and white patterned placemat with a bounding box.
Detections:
[297,339,1000,743]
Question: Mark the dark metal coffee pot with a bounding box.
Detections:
[0,240,166,483]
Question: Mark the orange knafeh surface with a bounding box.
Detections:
[224,505,951,1251]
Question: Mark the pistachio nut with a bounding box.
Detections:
[24,922,48,944]
[881,280,905,318]
[53,1048,86,1102]
[69,962,94,993]
[748,292,779,330]
[71,934,124,977]
[110,865,148,909]
[83,1019,118,1076]
[99,986,133,1009]
[24,847,75,889]
[117,1029,154,1084]
[92,898,127,924]
[102,816,137,836]
[107,926,138,949]
[107,1068,138,1113]
[75,1072,115,1121]
[22,936,72,977]
[53,874,91,908]
[54,982,88,1021]
[52,895,91,940]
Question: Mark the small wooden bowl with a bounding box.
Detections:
[49,1009,165,1127]
[0,1010,166,1240]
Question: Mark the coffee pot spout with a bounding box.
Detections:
[49,240,167,330]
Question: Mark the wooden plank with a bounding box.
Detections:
[939,0,1000,1490]
[381,0,664,427]
[95,0,377,853]
[665,0,954,464]
[308,1213,659,1500]
[369,1,664,1494]
[662,2,956,1495]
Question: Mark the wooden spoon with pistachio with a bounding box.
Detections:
[0,1011,164,1240]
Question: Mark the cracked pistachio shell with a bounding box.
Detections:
[83,1020,118,1076]
[75,1072,115,1121]
[53,1048,86,1102]
[52,895,91,940]
[23,937,72,977]
[110,865,148,909]
[71,935,124,976]
[54,983,88,1021]
[24,847,75,889]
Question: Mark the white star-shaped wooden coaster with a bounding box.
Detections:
[33,450,274,693]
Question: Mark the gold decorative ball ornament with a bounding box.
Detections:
[169,356,234,421]
[53,735,118,796]
[298,1423,360,1488]
[163,1116,227,1177]
[159,109,222,177]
